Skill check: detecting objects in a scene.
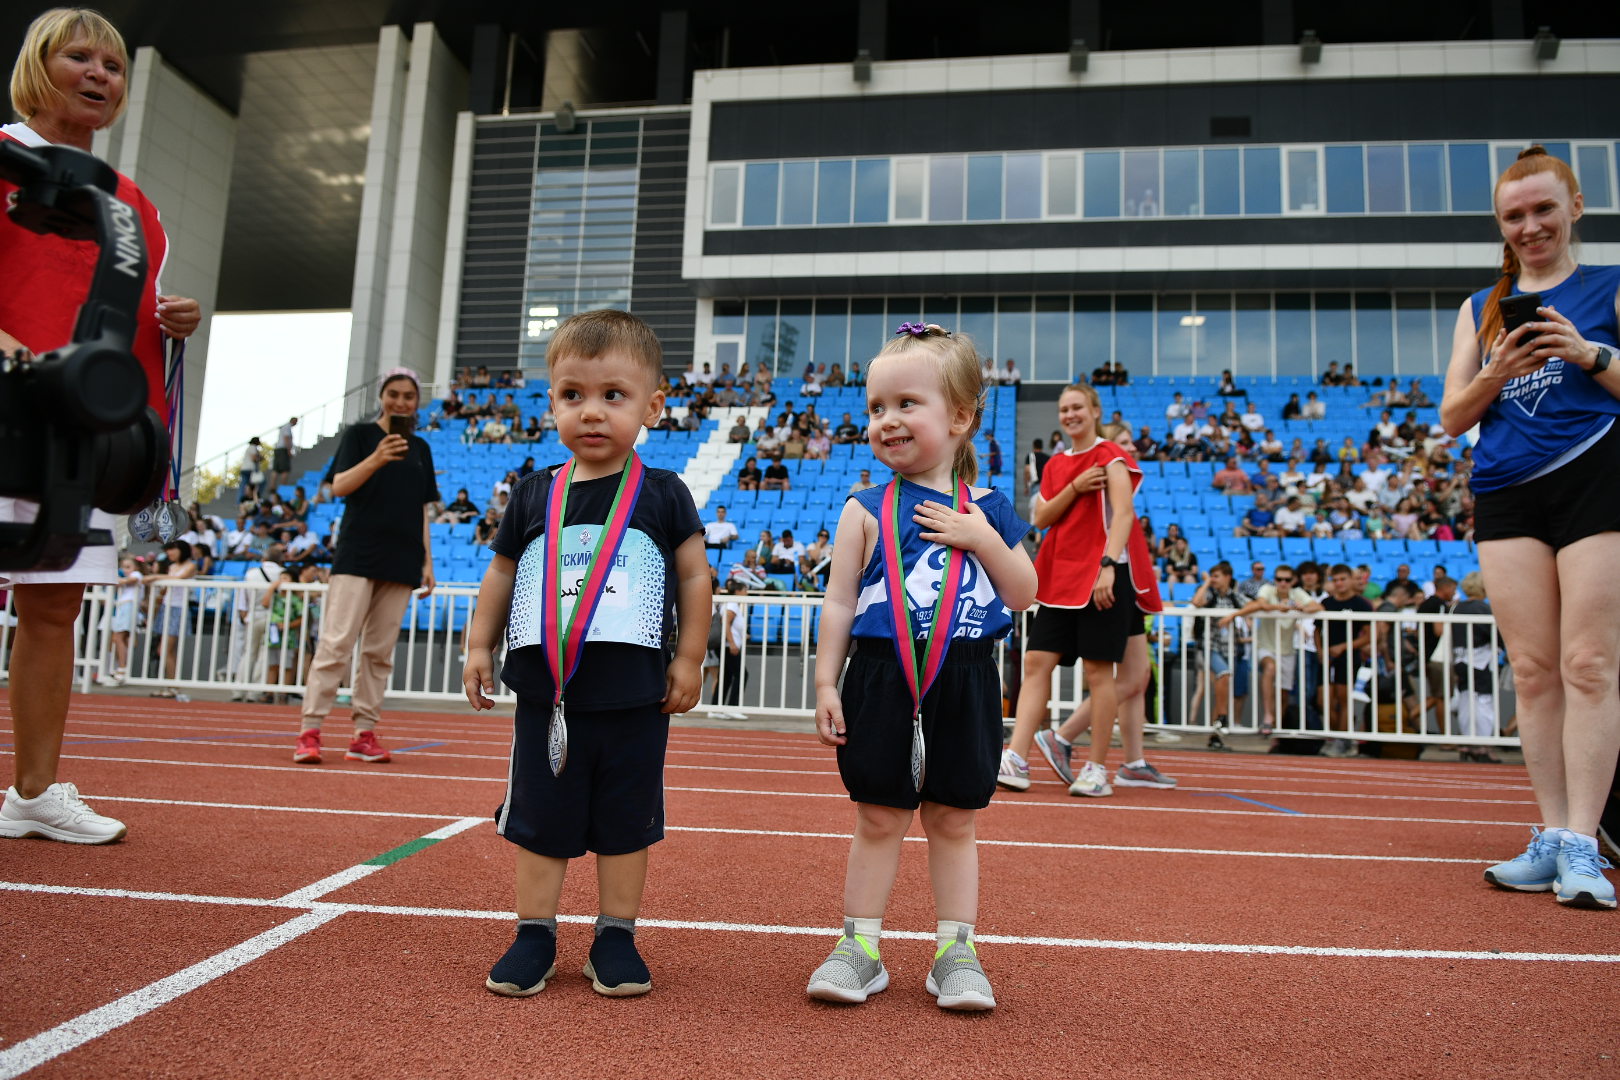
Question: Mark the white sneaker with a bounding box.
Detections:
[0,783,127,844]
[1068,760,1113,798]
[995,749,1030,791]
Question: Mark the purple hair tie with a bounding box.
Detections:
[895,322,946,337]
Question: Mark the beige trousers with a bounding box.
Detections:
[300,574,411,732]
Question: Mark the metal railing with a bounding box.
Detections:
[0,582,1513,748]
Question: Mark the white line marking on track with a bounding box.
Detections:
[2,880,1613,965]
[0,909,343,1080]
[85,794,466,821]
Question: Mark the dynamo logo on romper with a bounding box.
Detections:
[854,543,1003,637]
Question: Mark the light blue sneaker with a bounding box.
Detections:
[1554,839,1617,910]
[1483,827,1559,892]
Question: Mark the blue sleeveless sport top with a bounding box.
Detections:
[1467,264,1620,493]
[847,477,1030,642]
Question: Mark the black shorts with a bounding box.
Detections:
[1475,421,1620,547]
[1321,649,1355,685]
[495,697,669,859]
[272,447,291,473]
[836,637,1002,812]
[1027,600,1132,665]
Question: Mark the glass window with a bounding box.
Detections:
[921,297,957,328]
[1286,149,1320,212]
[1235,294,1273,379]
[711,165,739,225]
[853,159,890,223]
[777,300,812,375]
[1203,148,1240,215]
[848,299,887,364]
[742,162,779,226]
[816,160,852,224]
[1448,143,1492,212]
[1315,293,1352,375]
[1163,149,1200,216]
[1366,145,1405,213]
[1005,154,1042,219]
[1408,144,1445,212]
[958,298,996,357]
[1047,154,1078,216]
[813,299,849,371]
[1274,294,1313,376]
[929,156,966,222]
[1395,293,1436,375]
[1083,151,1121,218]
[1324,145,1365,214]
[1244,147,1281,215]
[1157,294,1195,377]
[888,297,922,326]
[966,155,1003,221]
[1073,296,1112,375]
[1124,150,1160,217]
[1033,296,1070,382]
[1114,295,1154,374]
[894,159,926,220]
[996,297,1032,371]
[747,299,779,374]
[1194,294,1233,376]
[1494,145,1518,178]
[780,162,815,226]
[1541,142,1571,165]
[713,300,745,336]
[1354,293,1393,375]
[1577,145,1614,210]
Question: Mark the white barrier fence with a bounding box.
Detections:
[0,579,1514,748]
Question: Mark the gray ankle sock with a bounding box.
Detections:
[596,914,636,937]
[517,917,557,934]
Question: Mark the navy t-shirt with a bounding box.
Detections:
[326,422,440,586]
[492,463,702,709]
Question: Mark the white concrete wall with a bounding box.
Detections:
[433,110,476,392]
[94,46,236,500]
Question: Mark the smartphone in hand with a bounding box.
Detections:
[388,414,416,437]
[1498,292,1544,344]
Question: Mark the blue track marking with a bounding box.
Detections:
[1191,792,1303,815]
[391,741,448,754]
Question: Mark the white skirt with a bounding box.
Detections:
[0,497,119,586]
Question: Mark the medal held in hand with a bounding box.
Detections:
[134,341,187,545]
[540,454,647,776]
[879,474,972,792]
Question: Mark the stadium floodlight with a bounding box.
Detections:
[1533,27,1559,61]
[1069,39,1089,75]
[1299,30,1322,64]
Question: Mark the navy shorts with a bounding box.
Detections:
[1027,600,1132,665]
[836,637,1002,812]
[495,697,669,859]
[1475,421,1620,548]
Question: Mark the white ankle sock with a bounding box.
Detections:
[1125,758,1146,769]
[1053,732,1072,748]
[849,916,881,945]
[936,920,973,950]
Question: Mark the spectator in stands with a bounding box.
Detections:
[1407,379,1433,407]
[833,412,862,443]
[1216,369,1241,397]
[1272,495,1308,537]
[655,406,679,431]
[1134,426,1158,459]
[1281,393,1303,421]
[491,490,510,521]
[1341,363,1361,386]
[752,529,775,566]
[846,361,864,386]
[728,416,751,443]
[1154,522,1183,561]
[1240,400,1266,433]
[736,455,762,492]
[826,363,846,388]
[691,362,715,387]
[539,405,557,433]
[704,506,739,551]
[515,456,536,480]
[470,365,492,389]
[768,529,804,574]
[474,506,501,546]
[496,393,519,421]
[1451,571,1502,757]
[521,415,543,441]
[848,468,876,495]
[1416,574,1458,722]
[755,421,783,460]
[799,529,832,590]
[762,458,791,492]
[460,417,481,445]
[804,424,831,461]
[1234,492,1278,538]
[144,540,197,700]
[1258,429,1285,462]
[728,549,770,590]
[1164,392,1188,422]
[1192,562,1244,738]
[1228,563,1321,736]
[286,523,326,562]
[986,430,1003,476]
[481,414,512,444]
[1164,535,1198,583]
[1302,391,1326,420]
[1337,436,1360,463]
[1108,361,1129,385]
[998,358,1022,385]
[981,354,997,386]
[681,403,705,432]
[800,368,822,397]
[1235,560,1268,603]
[1091,360,1113,386]
[1024,438,1049,498]
[1319,564,1373,752]
[1212,457,1252,494]
[1321,361,1344,386]
[1216,400,1243,431]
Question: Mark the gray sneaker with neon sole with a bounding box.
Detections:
[806,919,889,1003]
[925,926,996,1011]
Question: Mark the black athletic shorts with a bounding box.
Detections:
[1475,421,1620,548]
[1026,600,1133,665]
[836,637,1002,812]
[496,697,669,859]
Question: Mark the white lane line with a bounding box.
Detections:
[665,825,1488,864]
[2,880,1613,965]
[0,909,342,1080]
[86,794,466,821]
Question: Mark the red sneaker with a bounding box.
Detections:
[345,731,391,763]
[293,729,323,765]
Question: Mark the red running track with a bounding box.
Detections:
[2,690,1618,1079]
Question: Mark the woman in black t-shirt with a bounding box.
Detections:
[294,368,439,767]
[737,455,762,492]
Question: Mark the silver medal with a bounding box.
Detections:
[910,712,926,792]
[155,499,187,543]
[548,699,569,776]
[130,500,158,542]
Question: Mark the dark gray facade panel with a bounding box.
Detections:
[687,267,1489,297]
[707,76,1620,158]
[703,215,1620,256]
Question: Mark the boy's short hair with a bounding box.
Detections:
[546,309,662,387]
[1328,563,1353,578]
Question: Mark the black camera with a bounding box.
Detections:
[0,141,168,572]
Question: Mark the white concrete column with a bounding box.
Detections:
[433,110,476,393]
[93,45,236,501]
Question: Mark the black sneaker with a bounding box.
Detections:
[584,927,652,996]
[485,923,557,996]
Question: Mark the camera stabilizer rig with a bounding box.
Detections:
[0,141,168,572]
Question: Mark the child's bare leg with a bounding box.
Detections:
[487,848,571,996]
[844,803,911,916]
[597,848,649,920]
[515,847,569,918]
[920,802,977,924]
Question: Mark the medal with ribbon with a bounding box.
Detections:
[878,474,972,792]
[540,453,647,775]
[132,338,188,543]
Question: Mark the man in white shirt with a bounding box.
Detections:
[690,363,715,387]
[229,544,285,701]
[998,359,1022,385]
[1273,496,1308,537]
[1164,392,1187,422]
[704,506,740,550]
[1361,462,1391,494]
[1345,477,1378,513]
[286,525,323,559]
[1240,402,1266,432]
[769,529,806,574]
